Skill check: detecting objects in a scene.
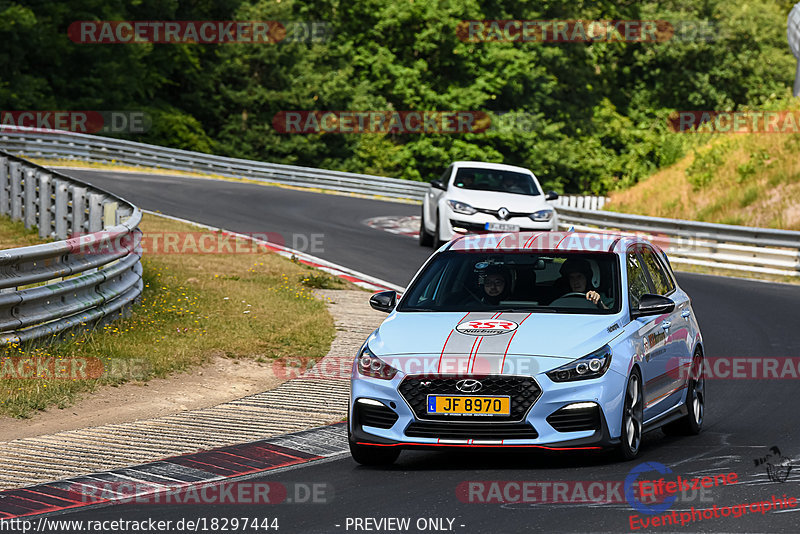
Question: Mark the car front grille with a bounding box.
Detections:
[546,404,601,432]
[404,421,539,440]
[450,219,543,232]
[398,375,541,422]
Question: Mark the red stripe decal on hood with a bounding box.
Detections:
[500,313,532,373]
[438,312,471,373]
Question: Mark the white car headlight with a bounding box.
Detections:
[447,200,477,215]
[530,209,554,222]
[546,345,612,382]
[357,346,398,380]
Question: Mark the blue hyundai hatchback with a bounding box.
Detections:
[349,231,705,464]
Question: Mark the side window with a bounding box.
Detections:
[440,165,453,185]
[626,250,650,310]
[640,246,675,296]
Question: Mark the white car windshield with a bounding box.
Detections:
[453,167,541,196]
[398,251,619,313]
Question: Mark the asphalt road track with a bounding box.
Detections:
[39,169,800,533]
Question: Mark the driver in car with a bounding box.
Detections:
[456,172,475,189]
[558,258,612,310]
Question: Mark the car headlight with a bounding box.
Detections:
[530,209,554,222]
[357,346,398,380]
[546,345,612,382]
[447,200,477,215]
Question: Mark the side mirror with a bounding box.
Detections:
[369,290,397,313]
[545,191,559,201]
[430,179,446,190]
[631,293,675,319]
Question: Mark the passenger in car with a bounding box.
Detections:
[501,175,525,194]
[479,266,511,305]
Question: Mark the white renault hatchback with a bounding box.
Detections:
[419,161,560,247]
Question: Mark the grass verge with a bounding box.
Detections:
[0,214,340,418]
[607,99,800,230]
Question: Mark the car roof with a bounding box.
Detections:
[447,231,665,254]
[450,161,535,175]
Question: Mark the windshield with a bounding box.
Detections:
[453,167,541,196]
[398,251,620,314]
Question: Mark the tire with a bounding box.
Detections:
[617,368,644,461]
[663,353,704,436]
[434,211,445,249]
[349,440,401,466]
[419,207,434,247]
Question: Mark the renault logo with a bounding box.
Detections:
[456,379,483,393]
[497,207,510,220]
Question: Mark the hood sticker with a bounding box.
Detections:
[456,320,519,336]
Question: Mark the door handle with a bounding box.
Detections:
[661,322,671,330]
[681,310,691,318]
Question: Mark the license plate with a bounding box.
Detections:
[427,395,511,415]
[485,222,519,232]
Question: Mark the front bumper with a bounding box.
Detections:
[442,211,556,239]
[349,370,625,451]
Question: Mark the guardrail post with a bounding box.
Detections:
[9,161,21,220]
[103,201,118,228]
[37,171,52,238]
[88,193,103,232]
[0,156,8,216]
[54,179,69,239]
[71,186,87,234]
[23,167,36,229]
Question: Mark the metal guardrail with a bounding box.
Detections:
[1,125,798,277]
[553,195,609,210]
[557,206,800,277]
[0,151,143,344]
[0,126,429,201]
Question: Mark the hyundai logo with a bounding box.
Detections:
[456,379,483,393]
[497,207,510,220]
